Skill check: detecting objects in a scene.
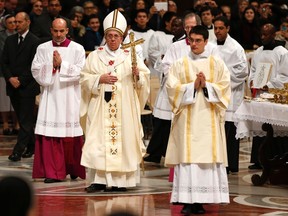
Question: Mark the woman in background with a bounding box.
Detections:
[233,6,261,50]
[0,14,19,135]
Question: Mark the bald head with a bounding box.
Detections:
[52,18,67,29]
[16,11,30,21]
[260,23,276,46]
[262,23,276,35]
[15,12,30,35]
[51,18,68,43]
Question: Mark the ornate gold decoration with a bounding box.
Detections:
[268,84,288,104]
[109,122,118,143]
[121,32,144,84]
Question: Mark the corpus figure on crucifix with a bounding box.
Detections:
[80,9,150,193]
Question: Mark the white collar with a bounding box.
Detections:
[19,30,29,39]
[104,44,121,57]
[189,49,210,60]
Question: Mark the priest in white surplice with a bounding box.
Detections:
[247,23,288,170]
[165,26,231,215]
[31,18,86,183]
[80,10,150,193]
[148,11,175,78]
[213,16,248,174]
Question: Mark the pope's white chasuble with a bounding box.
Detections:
[80,46,150,178]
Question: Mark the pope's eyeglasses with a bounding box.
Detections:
[106,34,121,40]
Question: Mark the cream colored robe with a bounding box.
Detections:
[80,45,150,175]
[165,56,231,167]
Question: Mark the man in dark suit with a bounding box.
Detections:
[2,11,40,161]
[30,0,74,43]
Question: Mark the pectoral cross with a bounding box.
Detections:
[121,32,145,68]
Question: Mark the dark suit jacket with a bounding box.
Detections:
[30,13,74,44]
[2,31,40,97]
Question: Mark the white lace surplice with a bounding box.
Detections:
[170,163,230,204]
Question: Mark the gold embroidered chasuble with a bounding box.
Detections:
[80,46,150,173]
[165,56,231,167]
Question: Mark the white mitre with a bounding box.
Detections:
[103,9,127,35]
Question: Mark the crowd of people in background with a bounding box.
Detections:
[0,0,286,52]
[0,0,287,169]
[0,0,288,215]
[0,0,287,133]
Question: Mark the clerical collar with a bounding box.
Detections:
[104,44,121,57]
[132,25,151,32]
[172,34,186,43]
[217,40,225,45]
[205,25,213,30]
[263,40,283,50]
[52,38,71,47]
[161,28,173,35]
[188,50,209,60]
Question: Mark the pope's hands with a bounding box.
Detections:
[100,72,118,84]
[132,66,139,80]
[100,67,138,85]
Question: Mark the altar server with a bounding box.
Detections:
[31,18,86,183]
[213,16,248,174]
[248,23,288,169]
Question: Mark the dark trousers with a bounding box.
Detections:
[146,117,171,161]
[10,93,36,154]
[225,121,240,172]
[250,136,263,164]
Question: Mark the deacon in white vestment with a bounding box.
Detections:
[165,26,231,215]
[80,10,150,193]
[144,13,215,176]
[213,16,248,173]
[31,18,86,183]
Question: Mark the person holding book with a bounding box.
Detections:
[248,23,288,170]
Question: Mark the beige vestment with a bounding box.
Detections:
[80,46,150,187]
[165,56,231,167]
